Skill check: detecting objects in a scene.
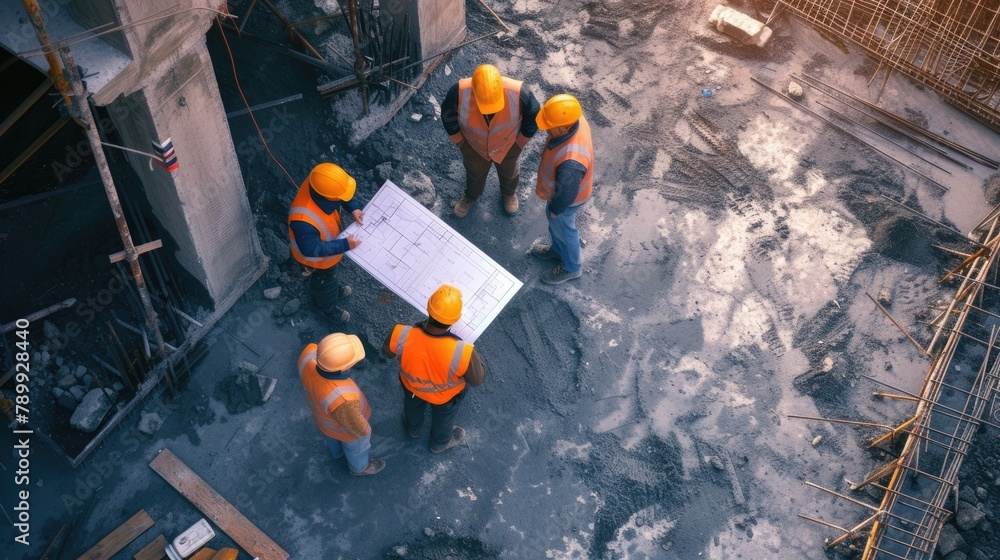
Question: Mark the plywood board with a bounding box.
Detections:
[76,509,154,560]
[149,449,289,560]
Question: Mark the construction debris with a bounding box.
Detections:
[709,5,773,48]
[77,509,154,560]
[70,389,115,432]
[215,373,277,414]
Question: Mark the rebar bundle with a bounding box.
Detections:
[773,0,1000,131]
[798,207,1000,558]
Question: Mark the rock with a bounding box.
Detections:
[424,527,434,537]
[82,374,93,389]
[112,382,125,392]
[375,162,394,184]
[69,385,87,402]
[51,387,65,399]
[137,412,163,435]
[57,393,78,410]
[260,229,291,264]
[263,286,282,300]
[787,81,803,100]
[811,435,823,446]
[57,374,77,389]
[957,500,986,530]
[43,320,59,339]
[937,524,965,556]
[410,113,422,122]
[976,486,987,500]
[402,169,437,208]
[237,360,259,374]
[215,373,278,414]
[74,365,88,378]
[877,287,891,305]
[70,389,113,432]
[57,365,70,378]
[55,356,64,367]
[282,298,301,316]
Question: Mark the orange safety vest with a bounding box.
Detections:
[288,179,344,269]
[298,344,371,442]
[390,324,474,405]
[458,77,523,163]
[536,116,593,207]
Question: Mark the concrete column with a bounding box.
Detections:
[89,0,264,307]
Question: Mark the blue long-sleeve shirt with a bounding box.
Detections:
[545,122,588,216]
[441,83,541,139]
[290,188,362,257]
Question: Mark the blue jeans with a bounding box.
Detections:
[547,204,581,273]
[326,432,371,473]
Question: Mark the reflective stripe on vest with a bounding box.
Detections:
[288,179,344,269]
[394,325,471,404]
[535,116,594,206]
[458,77,523,164]
[298,348,370,441]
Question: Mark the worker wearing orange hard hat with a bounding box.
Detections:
[288,163,365,323]
[382,285,486,453]
[298,333,385,475]
[441,63,541,217]
[531,94,593,284]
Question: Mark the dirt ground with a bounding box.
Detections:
[7,0,1000,558]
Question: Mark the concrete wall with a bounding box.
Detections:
[413,0,466,69]
[81,0,264,307]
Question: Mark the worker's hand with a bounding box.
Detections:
[347,234,361,250]
[352,209,364,225]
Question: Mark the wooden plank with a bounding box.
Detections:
[134,534,167,560]
[108,239,163,263]
[0,78,52,138]
[149,449,289,560]
[76,509,154,560]
[0,117,69,185]
[188,548,217,560]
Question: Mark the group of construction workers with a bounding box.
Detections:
[288,64,593,475]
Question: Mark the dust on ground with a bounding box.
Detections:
[13,0,1000,559]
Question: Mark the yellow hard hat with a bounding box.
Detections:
[536,94,582,130]
[471,64,505,115]
[316,333,365,372]
[309,163,356,201]
[427,284,462,325]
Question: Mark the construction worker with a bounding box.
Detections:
[531,94,593,284]
[288,163,364,322]
[442,63,540,217]
[298,333,385,475]
[382,285,486,453]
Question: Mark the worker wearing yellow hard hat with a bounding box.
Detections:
[288,163,366,323]
[298,333,385,475]
[441,63,541,217]
[531,94,593,284]
[382,284,486,453]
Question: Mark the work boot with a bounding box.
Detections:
[339,285,352,298]
[542,264,582,285]
[321,307,351,323]
[406,424,421,440]
[503,194,519,215]
[429,426,466,454]
[454,195,477,218]
[530,244,561,262]
[350,458,386,476]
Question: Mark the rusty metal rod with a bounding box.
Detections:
[751,77,949,191]
[865,292,929,355]
[787,414,895,430]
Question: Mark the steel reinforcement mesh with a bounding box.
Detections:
[773,0,1000,131]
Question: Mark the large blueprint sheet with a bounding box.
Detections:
[339,180,522,342]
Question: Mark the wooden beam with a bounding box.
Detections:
[0,78,52,138]
[109,239,163,263]
[134,534,167,560]
[149,449,289,560]
[0,117,69,185]
[76,509,154,560]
